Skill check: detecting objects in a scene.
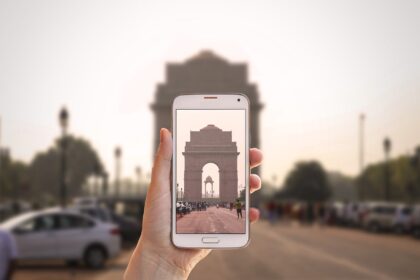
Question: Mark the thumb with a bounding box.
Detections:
[150,128,172,188]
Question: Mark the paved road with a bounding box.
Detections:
[177,206,245,233]
[14,222,420,279]
[190,222,420,279]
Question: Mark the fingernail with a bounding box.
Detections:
[160,128,164,143]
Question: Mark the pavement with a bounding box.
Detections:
[14,221,420,280]
[176,206,245,233]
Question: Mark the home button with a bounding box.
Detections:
[202,237,220,244]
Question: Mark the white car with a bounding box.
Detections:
[362,202,411,233]
[0,207,121,268]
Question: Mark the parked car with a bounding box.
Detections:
[70,204,141,244]
[0,201,31,222]
[70,205,113,223]
[0,208,121,268]
[343,202,367,227]
[362,202,410,233]
[110,212,141,244]
[393,205,412,233]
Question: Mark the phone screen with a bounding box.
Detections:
[175,109,246,234]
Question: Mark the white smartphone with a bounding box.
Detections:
[171,94,250,249]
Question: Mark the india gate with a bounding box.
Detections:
[151,50,263,175]
[183,124,239,203]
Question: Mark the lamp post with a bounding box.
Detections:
[383,137,392,201]
[114,147,122,198]
[59,107,69,207]
[102,171,109,197]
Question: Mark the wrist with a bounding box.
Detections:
[125,240,190,280]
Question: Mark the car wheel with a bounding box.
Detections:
[84,246,107,269]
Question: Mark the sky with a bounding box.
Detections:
[1,0,420,188]
[176,110,246,198]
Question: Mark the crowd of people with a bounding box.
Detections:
[176,199,245,219]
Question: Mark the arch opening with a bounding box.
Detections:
[202,163,219,199]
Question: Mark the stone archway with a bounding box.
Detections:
[183,124,239,203]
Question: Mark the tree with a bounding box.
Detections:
[27,136,104,204]
[328,171,357,202]
[358,152,420,202]
[283,161,331,202]
[0,151,28,201]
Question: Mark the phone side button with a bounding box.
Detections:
[201,237,220,244]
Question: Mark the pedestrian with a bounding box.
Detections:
[267,200,276,224]
[0,228,18,280]
[235,199,243,219]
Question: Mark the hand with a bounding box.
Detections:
[124,128,263,280]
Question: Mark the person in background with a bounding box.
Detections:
[267,200,276,224]
[0,228,18,280]
[235,199,243,219]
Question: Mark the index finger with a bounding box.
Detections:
[250,148,263,169]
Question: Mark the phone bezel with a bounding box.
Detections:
[171,94,250,249]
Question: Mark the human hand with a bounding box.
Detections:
[124,128,263,280]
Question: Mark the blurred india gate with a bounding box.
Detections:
[151,50,263,174]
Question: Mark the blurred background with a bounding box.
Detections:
[1,0,420,279]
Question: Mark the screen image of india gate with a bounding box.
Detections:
[175,109,246,234]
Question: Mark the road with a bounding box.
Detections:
[177,206,245,233]
[14,221,420,279]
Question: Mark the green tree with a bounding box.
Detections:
[0,151,28,201]
[328,171,356,202]
[283,161,331,202]
[359,151,420,202]
[27,136,104,204]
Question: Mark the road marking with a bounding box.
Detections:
[255,225,394,280]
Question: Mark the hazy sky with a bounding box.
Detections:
[1,0,419,187]
[176,110,246,197]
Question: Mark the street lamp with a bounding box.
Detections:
[102,171,109,197]
[114,146,122,198]
[383,137,392,201]
[59,107,69,207]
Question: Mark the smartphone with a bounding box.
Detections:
[172,94,250,249]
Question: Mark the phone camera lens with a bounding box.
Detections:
[237,98,240,102]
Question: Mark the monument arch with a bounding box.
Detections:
[183,124,239,203]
